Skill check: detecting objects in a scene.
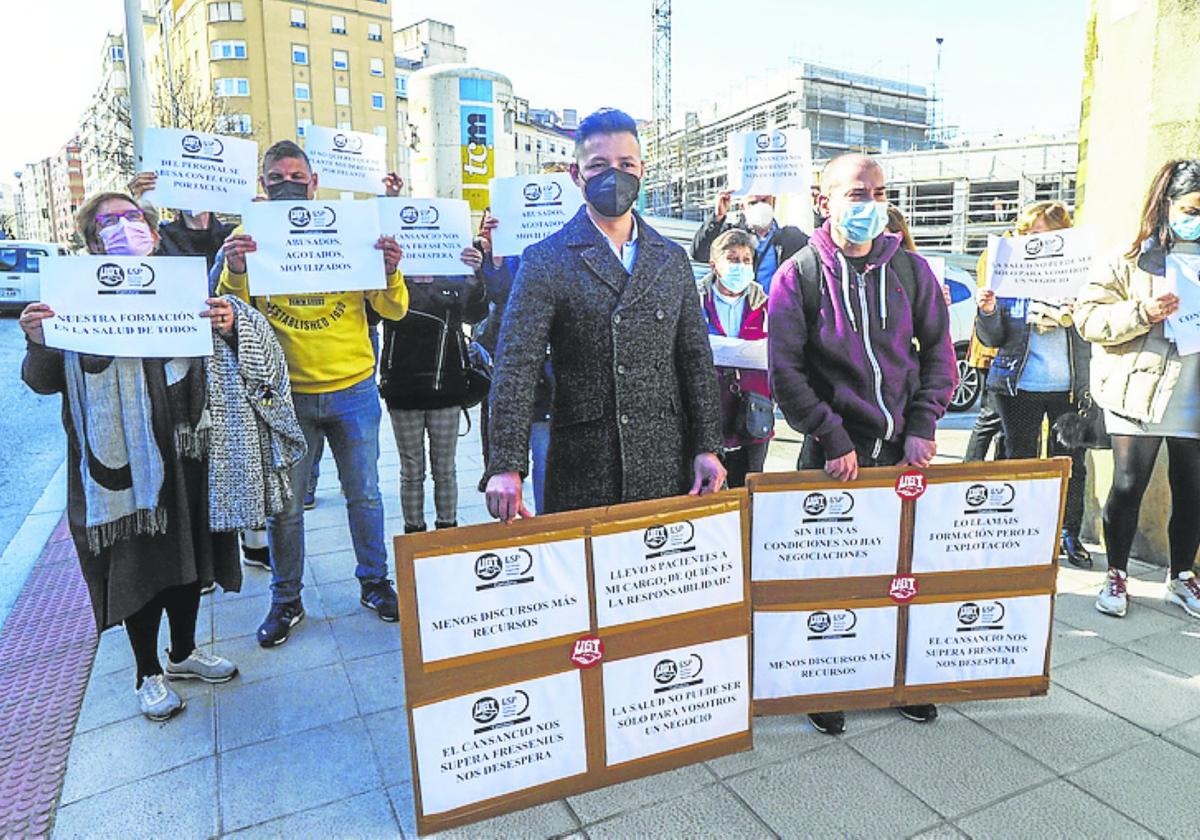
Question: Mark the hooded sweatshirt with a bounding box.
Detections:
[767,221,956,460]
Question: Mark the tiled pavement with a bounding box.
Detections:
[18,412,1200,838]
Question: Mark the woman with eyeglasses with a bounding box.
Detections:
[19,192,242,721]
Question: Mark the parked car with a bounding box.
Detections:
[926,251,982,412]
[0,241,69,313]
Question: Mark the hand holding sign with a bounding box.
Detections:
[18,302,55,345]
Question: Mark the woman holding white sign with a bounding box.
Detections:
[975,201,1092,568]
[1075,159,1200,619]
[20,192,242,721]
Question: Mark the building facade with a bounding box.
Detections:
[879,135,1078,255]
[78,34,133,196]
[17,141,83,248]
[645,61,931,220]
[147,0,399,185]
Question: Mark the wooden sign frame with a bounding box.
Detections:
[747,458,1070,715]
[394,490,753,835]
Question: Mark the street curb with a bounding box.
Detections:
[0,458,67,632]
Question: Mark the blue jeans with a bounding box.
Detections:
[530,421,550,515]
[268,376,389,604]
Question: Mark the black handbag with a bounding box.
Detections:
[1053,391,1111,450]
[731,371,775,440]
[461,338,493,410]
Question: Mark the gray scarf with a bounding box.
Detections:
[206,296,307,531]
[64,354,206,554]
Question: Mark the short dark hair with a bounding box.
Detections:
[262,139,310,175]
[574,108,639,157]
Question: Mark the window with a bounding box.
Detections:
[395,75,408,96]
[210,40,247,60]
[208,2,244,22]
[214,77,250,97]
[297,118,312,138]
[217,113,252,133]
[109,45,125,62]
[292,44,308,65]
[335,86,350,106]
[367,23,382,41]
[371,92,385,111]
[370,57,384,77]
[290,8,305,28]
[332,50,349,70]
[294,83,310,101]
[331,14,347,34]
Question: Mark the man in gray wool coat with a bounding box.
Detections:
[484,108,726,521]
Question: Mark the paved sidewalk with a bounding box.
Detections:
[23,412,1200,838]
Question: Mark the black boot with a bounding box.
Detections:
[404,523,427,534]
[435,520,457,530]
[1061,529,1092,568]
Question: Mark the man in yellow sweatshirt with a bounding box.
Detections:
[219,140,409,647]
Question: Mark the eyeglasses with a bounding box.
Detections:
[96,208,145,229]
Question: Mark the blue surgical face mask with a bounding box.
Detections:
[1170,214,1200,242]
[835,200,889,244]
[718,263,753,295]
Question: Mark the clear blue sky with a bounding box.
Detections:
[1,0,1088,180]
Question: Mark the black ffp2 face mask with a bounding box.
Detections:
[266,179,310,201]
[582,167,641,218]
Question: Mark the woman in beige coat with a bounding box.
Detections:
[1074,159,1200,620]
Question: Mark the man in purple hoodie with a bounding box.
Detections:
[767,153,956,735]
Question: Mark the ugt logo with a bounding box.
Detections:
[97,263,125,287]
[895,470,927,500]
[889,575,918,604]
[570,635,604,668]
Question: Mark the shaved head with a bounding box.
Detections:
[820,154,884,194]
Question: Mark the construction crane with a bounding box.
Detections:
[651,0,671,216]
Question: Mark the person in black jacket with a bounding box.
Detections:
[380,248,488,532]
[691,190,808,293]
[128,172,234,270]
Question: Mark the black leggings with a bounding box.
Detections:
[124,582,202,685]
[1104,435,1200,578]
[992,390,1085,535]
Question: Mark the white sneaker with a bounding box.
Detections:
[136,674,185,721]
[1095,568,1128,617]
[164,649,239,683]
[1165,571,1200,619]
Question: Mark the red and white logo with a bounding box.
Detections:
[895,470,927,500]
[570,635,604,668]
[889,575,919,603]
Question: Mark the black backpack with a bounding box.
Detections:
[791,244,919,328]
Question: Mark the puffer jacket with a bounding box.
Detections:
[1074,244,1180,424]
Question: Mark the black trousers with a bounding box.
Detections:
[964,384,1007,461]
[1104,435,1200,577]
[124,582,202,685]
[992,390,1085,535]
[723,441,769,488]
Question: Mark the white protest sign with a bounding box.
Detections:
[905,594,1051,686]
[708,335,768,370]
[1164,254,1200,356]
[752,607,898,700]
[751,486,902,581]
[985,228,1094,299]
[40,255,212,358]
[141,127,257,214]
[411,670,587,817]
[591,510,744,629]
[243,200,384,295]
[305,126,388,195]
[377,198,473,276]
[603,635,749,766]
[412,538,591,663]
[726,128,812,197]
[925,255,946,284]
[488,174,584,257]
[911,477,1061,573]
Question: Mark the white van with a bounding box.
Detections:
[0,241,70,312]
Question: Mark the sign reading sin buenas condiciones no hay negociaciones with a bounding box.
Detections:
[141,127,258,215]
[243,199,385,295]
